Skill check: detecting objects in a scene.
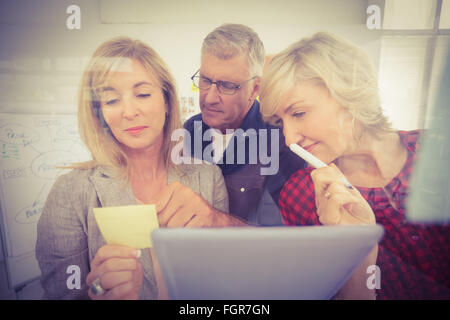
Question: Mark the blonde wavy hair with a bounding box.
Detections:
[260,32,392,138]
[74,37,182,180]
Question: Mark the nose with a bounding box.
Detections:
[122,94,139,119]
[283,120,303,147]
[203,83,221,105]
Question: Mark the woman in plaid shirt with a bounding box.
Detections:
[259,32,449,299]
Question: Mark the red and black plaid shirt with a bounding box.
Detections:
[279,130,450,299]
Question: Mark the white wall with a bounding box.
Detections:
[0,0,382,298]
[0,0,380,119]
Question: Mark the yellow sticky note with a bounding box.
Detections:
[93,205,159,249]
[191,82,199,92]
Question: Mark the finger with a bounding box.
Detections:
[171,195,217,228]
[87,276,108,300]
[328,163,347,179]
[102,280,136,300]
[90,245,140,269]
[324,182,356,198]
[311,167,345,198]
[88,262,143,300]
[343,202,376,225]
[325,182,369,214]
[104,262,143,300]
[155,182,181,213]
[314,176,347,210]
[318,189,357,215]
[158,185,194,226]
[319,191,372,225]
[327,163,357,190]
[166,205,196,228]
[158,196,184,226]
[310,164,343,181]
[87,270,136,298]
[317,191,357,225]
[87,258,138,286]
[311,163,352,193]
[87,246,140,286]
[318,196,342,225]
[88,285,104,300]
[185,215,209,228]
[101,270,135,290]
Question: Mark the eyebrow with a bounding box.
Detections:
[199,73,240,84]
[133,81,154,88]
[97,81,154,93]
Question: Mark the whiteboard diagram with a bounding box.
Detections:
[0,113,91,288]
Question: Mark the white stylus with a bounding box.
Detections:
[289,143,354,189]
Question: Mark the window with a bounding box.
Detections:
[377,0,449,130]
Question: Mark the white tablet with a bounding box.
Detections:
[151,225,384,300]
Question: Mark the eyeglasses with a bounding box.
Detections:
[191,70,257,95]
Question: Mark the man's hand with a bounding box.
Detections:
[155,182,247,227]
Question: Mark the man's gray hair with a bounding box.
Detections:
[202,24,265,77]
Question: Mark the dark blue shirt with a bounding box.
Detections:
[183,100,304,224]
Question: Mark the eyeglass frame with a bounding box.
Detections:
[190,69,257,95]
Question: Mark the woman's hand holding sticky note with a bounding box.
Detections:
[93,205,159,249]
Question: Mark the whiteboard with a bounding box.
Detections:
[0,113,91,289]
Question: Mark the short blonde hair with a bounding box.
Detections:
[202,24,265,77]
[260,32,392,136]
[75,37,182,179]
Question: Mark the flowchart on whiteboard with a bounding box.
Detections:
[0,114,91,258]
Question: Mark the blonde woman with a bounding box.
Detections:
[260,32,450,299]
[36,37,240,300]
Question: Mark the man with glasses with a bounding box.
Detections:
[183,24,304,225]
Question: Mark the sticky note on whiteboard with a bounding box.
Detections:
[191,83,199,92]
[93,205,159,249]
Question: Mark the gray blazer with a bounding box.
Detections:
[36,163,228,299]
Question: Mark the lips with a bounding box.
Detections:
[203,106,223,114]
[124,126,148,135]
[302,142,319,153]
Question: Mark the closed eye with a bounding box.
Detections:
[292,112,305,118]
[199,77,212,86]
[272,116,283,127]
[106,99,119,106]
[219,81,239,90]
[137,94,151,98]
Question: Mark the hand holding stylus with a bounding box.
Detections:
[289,144,375,225]
[289,144,354,189]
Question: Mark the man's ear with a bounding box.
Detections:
[250,76,262,101]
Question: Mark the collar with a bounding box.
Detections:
[238,100,269,131]
[89,164,187,207]
[202,100,272,175]
[89,165,136,207]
